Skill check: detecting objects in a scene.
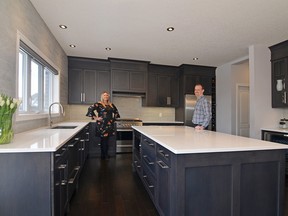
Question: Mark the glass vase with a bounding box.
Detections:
[0,113,14,144]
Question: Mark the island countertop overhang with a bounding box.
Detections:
[132,126,288,154]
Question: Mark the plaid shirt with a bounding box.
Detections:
[192,95,212,128]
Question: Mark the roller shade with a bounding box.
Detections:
[19,40,58,75]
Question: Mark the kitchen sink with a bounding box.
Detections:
[50,125,77,129]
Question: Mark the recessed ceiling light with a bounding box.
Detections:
[59,25,67,29]
[105,47,111,51]
[193,57,199,60]
[167,27,174,32]
[69,44,76,48]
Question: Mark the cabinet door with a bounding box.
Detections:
[158,75,172,106]
[111,69,130,91]
[130,71,146,92]
[147,73,158,106]
[83,69,97,104]
[68,69,83,104]
[184,75,200,94]
[156,159,170,216]
[272,58,288,107]
[96,71,111,101]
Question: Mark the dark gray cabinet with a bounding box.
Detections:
[0,125,89,216]
[133,130,286,216]
[146,64,179,107]
[110,58,149,93]
[68,57,110,104]
[269,40,288,108]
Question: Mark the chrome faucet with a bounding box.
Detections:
[49,102,65,128]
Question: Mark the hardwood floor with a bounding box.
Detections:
[67,154,159,216]
[68,153,288,216]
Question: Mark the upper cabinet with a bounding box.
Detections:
[68,57,110,104]
[179,64,216,95]
[269,40,288,108]
[146,64,179,107]
[110,58,149,94]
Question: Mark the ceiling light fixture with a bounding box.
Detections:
[105,47,111,51]
[193,57,199,61]
[69,44,76,48]
[59,24,67,29]
[167,27,174,32]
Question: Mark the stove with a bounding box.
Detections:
[115,118,142,153]
[115,118,143,130]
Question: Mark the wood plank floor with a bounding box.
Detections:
[68,153,288,216]
[67,154,159,216]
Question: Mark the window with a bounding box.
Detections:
[18,40,59,116]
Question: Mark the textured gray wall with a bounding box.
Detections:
[0,0,68,133]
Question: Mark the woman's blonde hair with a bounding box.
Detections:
[100,91,112,106]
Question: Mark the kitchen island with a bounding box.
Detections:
[132,126,288,216]
[0,122,89,216]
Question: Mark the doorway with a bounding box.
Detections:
[236,84,250,137]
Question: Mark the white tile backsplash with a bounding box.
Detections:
[64,96,175,122]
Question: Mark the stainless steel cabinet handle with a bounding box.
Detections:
[158,149,169,158]
[143,155,154,165]
[61,180,67,186]
[143,175,154,188]
[134,160,141,168]
[157,160,169,169]
[283,91,287,104]
[68,167,80,184]
[83,93,85,102]
[58,164,67,169]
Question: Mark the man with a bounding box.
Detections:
[192,84,212,130]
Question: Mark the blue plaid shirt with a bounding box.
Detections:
[192,96,212,128]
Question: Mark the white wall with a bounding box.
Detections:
[217,45,287,139]
[0,0,68,133]
[249,45,284,139]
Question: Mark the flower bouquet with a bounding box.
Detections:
[0,94,21,144]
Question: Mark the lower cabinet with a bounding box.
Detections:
[0,124,89,216]
[133,130,286,216]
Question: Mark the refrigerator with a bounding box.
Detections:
[184,94,212,129]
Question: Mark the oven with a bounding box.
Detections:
[115,119,143,153]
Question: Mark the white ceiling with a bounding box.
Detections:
[30,0,288,67]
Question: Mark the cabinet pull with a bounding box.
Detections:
[80,93,83,102]
[143,139,154,147]
[283,91,287,104]
[83,93,86,102]
[68,167,80,184]
[134,160,141,168]
[158,149,169,158]
[143,155,154,165]
[61,180,67,186]
[68,140,77,147]
[143,175,154,188]
[58,164,67,169]
[157,160,169,169]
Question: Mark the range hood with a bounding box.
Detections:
[112,91,146,98]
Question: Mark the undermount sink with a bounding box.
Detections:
[50,125,77,129]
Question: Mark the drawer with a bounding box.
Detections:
[142,147,156,176]
[141,135,156,151]
[142,164,156,199]
[156,144,171,166]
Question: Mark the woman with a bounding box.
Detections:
[86,91,120,159]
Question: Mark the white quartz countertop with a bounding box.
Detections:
[132,126,288,154]
[0,122,89,153]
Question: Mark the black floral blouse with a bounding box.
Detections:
[86,102,120,137]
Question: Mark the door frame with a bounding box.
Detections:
[236,83,250,137]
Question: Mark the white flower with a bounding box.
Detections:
[10,103,15,109]
[0,100,4,107]
[6,99,10,106]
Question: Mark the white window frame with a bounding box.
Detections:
[16,31,60,122]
